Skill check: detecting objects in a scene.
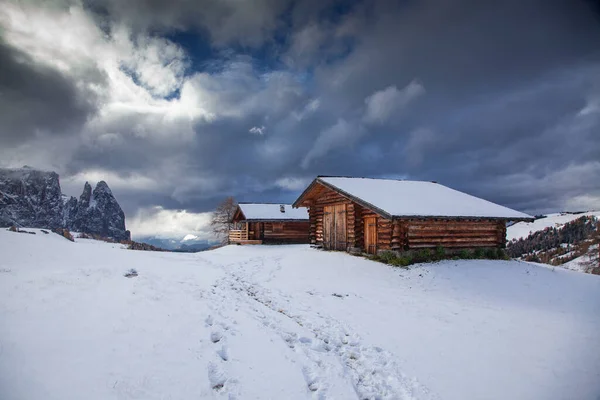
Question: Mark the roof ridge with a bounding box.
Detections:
[238,202,294,205]
[319,176,439,184]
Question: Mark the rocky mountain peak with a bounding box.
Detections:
[79,182,92,208]
[66,180,130,241]
[95,180,111,193]
[0,167,130,241]
[0,167,64,228]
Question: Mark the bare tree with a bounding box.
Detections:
[211,197,237,245]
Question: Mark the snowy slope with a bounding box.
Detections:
[507,211,600,241]
[561,244,599,273]
[1,230,599,400]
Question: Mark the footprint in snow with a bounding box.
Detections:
[211,330,223,343]
[217,345,229,361]
[207,361,227,391]
[302,365,320,392]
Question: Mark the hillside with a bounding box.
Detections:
[507,211,600,241]
[507,212,600,273]
[1,229,599,399]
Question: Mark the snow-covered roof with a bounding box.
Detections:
[237,203,308,221]
[298,177,533,220]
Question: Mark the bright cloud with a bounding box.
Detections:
[275,177,312,191]
[363,81,425,124]
[61,170,159,195]
[128,206,213,239]
[249,126,266,135]
[302,119,363,168]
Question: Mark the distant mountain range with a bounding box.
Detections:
[0,166,130,241]
[136,235,218,253]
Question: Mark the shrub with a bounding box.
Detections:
[496,248,509,260]
[458,249,472,259]
[435,245,446,261]
[52,228,74,242]
[485,248,497,259]
[378,251,398,264]
[414,248,433,263]
[370,245,512,268]
[390,256,411,268]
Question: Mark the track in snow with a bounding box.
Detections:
[199,254,437,400]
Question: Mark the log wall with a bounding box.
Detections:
[351,203,364,249]
[308,206,317,245]
[262,221,310,243]
[396,219,506,249]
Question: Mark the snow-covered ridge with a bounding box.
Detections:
[182,234,200,242]
[507,211,600,241]
[1,228,599,400]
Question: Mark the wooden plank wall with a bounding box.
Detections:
[262,221,310,243]
[389,219,506,249]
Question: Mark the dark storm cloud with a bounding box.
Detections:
[92,0,600,213]
[295,0,600,212]
[0,38,100,146]
[85,0,292,47]
[2,0,600,237]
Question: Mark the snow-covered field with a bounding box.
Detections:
[1,230,599,400]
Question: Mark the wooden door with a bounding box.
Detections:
[364,216,378,254]
[334,204,347,250]
[323,204,347,250]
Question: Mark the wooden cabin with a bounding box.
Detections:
[293,177,534,254]
[229,203,310,244]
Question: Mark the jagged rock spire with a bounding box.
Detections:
[66,180,130,241]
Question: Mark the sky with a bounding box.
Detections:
[1,0,599,240]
